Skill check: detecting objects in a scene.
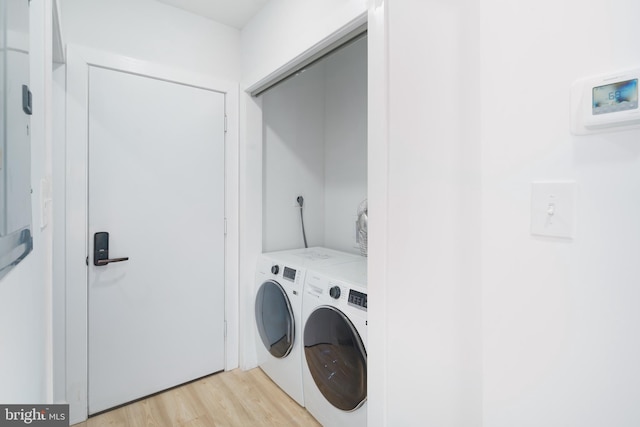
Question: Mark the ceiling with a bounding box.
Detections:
[156,0,270,29]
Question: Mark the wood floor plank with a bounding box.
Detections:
[74,368,321,427]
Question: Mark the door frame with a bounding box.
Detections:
[63,45,239,424]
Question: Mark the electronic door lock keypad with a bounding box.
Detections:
[94,232,130,266]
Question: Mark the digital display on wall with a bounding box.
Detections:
[592,78,638,115]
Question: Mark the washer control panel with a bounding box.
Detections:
[348,289,367,310]
[283,266,297,282]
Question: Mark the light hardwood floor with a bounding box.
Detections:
[74,368,321,427]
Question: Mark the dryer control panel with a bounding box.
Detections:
[348,289,367,310]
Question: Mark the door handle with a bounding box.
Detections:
[95,257,129,266]
[94,232,129,267]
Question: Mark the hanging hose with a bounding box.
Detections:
[297,196,308,248]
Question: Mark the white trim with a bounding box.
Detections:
[41,0,56,405]
[366,2,388,426]
[64,45,239,424]
[244,12,368,96]
[237,90,262,370]
[51,63,66,405]
[224,81,240,374]
[52,0,65,64]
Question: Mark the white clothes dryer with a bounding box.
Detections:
[302,260,367,427]
[254,247,364,407]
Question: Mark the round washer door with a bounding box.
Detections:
[304,306,367,411]
[255,280,294,358]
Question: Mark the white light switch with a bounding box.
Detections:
[531,181,576,238]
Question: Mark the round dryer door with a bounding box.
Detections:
[304,306,367,411]
[255,280,294,358]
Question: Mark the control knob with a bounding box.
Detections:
[271,265,279,275]
[329,286,341,299]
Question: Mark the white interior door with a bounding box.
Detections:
[87,66,226,414]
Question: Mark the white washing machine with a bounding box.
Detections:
[254,247,364,407]
[302,260,367,427]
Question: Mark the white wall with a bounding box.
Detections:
[59,0,240,80]
[481,0,640,425]
[261,38,367,254]
[0,0,54,403]
[381,0,483,426]
[241,0,367,89]
[323,36,367,253]
[262,64,326,252]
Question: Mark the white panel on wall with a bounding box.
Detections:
[262,37,367,254]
